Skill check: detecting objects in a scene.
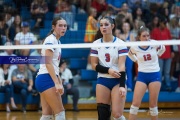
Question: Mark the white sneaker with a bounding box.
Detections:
[175,87,180,92]
[127,88,132,92]
[171,76,178,81]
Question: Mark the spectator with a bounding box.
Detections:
[91,0,108,18]
[84,7,98,43]
[151,16,173,91]
[30,0,48,29]
[119,21,135,91]
[11,64,34,113]
[73,0,91,13]
[0,13,9,45]
[131,19,145,40]
[106,0,123,14]
[28,48,41,96]
[59,59,79,112]
[0,41,17,71]
[14,21,37,56]
[147,15,159,32]
[8,14,22,44]
[54,0,76,30]
[118,3,133,25]
[169,17,180,81]
[0,64,17,112]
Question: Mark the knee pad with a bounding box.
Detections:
[97,103,111,120]
[130,105,139,115]
[150,107,158,116]
[55,111,66,120]
[40,115,53,120]
[113,115,126,120]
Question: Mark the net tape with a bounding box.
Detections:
[1,40,180,49]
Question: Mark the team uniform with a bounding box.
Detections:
[90,37,128,90]
[35,34,61,93]
[128,39,166,85]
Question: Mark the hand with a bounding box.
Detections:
[108,68,120,78]
[28,85,32,91]
[67,83,71,89]
[5,80,10,85]
[55,83,64,95]
[119,87,126,97]
[20,79,26,83]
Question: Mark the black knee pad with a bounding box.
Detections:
[97,103,111,120]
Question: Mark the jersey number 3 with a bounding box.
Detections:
[143,54,151,61]
[105,53,110,62]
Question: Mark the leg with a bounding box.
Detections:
[21,88,28,112]
[129,81,147,120]
[96,84,111,120]
[40,94,53,120]
[111,85,126,120]
[66,87,79,111]
[41,87,65,119]
[125,57,134,91]
[148,81,161,120]
[8,84,17,108]
[164,58,172,90]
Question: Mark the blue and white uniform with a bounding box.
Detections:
[90,37,128,90]
[128,39,166,85]
[35,34,61,92]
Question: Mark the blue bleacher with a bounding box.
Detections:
[20,11,31,21]
[69,58,87,69]
[81,69,97,81]
[44,20,52,28]
[61,48,90,59]
[39,28,51,39]
[75,13,88,21]
[45,12,54,20]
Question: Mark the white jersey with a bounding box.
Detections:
[128,39,165,73]
[38,34,61,75]
[14,32,37,45]
[90,37,128,78]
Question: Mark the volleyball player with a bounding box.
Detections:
[90,16,128,120]
[128,26,166,120]
[35,17,67,120]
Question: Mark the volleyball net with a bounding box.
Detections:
[0,40,180,50]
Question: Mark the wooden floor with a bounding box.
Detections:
[1,109,180,120]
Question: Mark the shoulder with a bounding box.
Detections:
[43,35,56,45]
[115,37,126,43]
[93,38,101,44]
[0,68,3,72]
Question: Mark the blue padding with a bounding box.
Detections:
[69,58,87,69]
[81,69,97,80]
[126,92,180,102]
[61,49,90,59]
[158,92,180,102]
[75,13,88,21]
[0,93,40,104]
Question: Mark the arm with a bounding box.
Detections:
[118,55,127,97]
[0,69,5,86]
[157,45,166,57]
[28,64,37,72]
[128,49,137,62]
[45,49,63,94]
[45,49,60,84]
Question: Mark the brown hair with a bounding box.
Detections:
[47,17,65,36]
[137,26,149,40]
[94,16,116,40]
